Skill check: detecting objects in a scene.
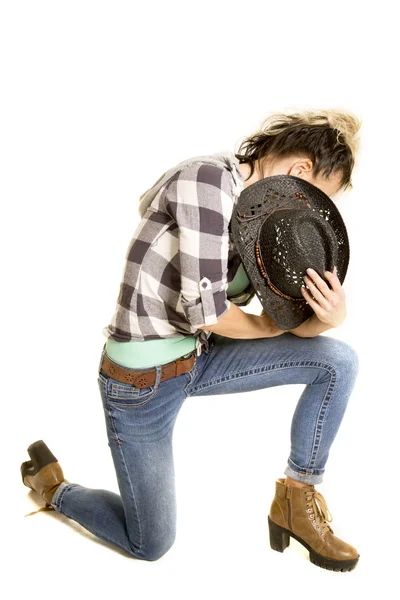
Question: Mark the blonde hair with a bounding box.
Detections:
[235,108,362,192]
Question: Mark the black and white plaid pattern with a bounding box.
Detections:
[103,152,256,353]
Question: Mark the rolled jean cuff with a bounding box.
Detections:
[284,458,324,485]
[50,481,76,511]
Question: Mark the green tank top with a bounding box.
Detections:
[105,262,250,368]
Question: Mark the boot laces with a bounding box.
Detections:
[304,488,334,536]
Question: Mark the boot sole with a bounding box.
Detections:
[21,440,58,485]
[268,516,359,572]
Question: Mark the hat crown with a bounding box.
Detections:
[259,208,338,298]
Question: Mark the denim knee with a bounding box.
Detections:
[337,340,359,377]
[129,532,176,562]
[325,338,359,379]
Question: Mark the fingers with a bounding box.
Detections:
[303,270,331,309]
[323,266,343,294]
[301,285,322,314]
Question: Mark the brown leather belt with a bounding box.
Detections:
[99,345,204,388]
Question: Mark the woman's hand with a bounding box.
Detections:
[301,266,346,328]
[259,309,286,337]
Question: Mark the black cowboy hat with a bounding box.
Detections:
[229,174,350,330]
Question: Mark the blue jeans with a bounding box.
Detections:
[51,331,359,561]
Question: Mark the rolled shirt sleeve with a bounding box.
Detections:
[164,162,235,328]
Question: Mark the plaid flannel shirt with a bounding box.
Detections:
[102,151,256,355]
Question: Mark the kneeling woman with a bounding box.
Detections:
[21,108,361,571]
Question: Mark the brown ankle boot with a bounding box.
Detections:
[268,478,360,571]
[21,440,67,516]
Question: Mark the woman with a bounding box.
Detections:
[21,108,361,571]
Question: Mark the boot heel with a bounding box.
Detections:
[21,440,58,481]
[28,440,57,465]
[268,516,290,553]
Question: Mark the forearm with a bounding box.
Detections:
[288,313,333,338]
[199,301,277,339]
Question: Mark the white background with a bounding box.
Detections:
[2,1,399,597]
